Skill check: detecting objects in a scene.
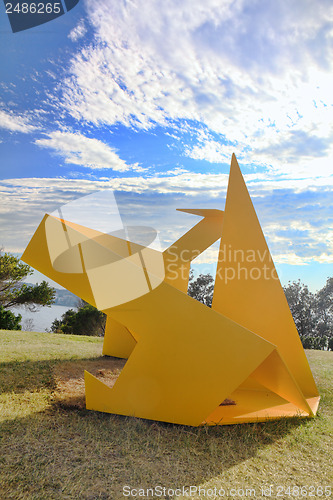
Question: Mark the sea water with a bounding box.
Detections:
[10,304,73,333]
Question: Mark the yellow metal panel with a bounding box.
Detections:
[163,211,223,292]
[212,154,318,399]
[250,349,313,415]
[86,281,275,426]
[21,215,97,306]
[102,317,136,359]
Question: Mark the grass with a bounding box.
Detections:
[0,330,332,499]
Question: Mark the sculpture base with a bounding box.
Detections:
[203,392,320,425]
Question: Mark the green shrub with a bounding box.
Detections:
[0,305,22,330]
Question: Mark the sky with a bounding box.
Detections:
[0,0,333,292]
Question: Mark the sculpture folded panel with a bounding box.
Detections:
[21,154,320,426]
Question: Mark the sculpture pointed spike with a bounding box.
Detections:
[212,155,318,399]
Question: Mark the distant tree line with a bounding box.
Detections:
[187,273,333,351]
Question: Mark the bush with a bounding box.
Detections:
[0,305,22,330]
[300,335,328,350]
[50,304,106,336]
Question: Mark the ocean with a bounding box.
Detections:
[10,304,74,333]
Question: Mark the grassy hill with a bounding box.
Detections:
[0,330,332,499]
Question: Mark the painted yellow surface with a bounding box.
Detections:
[102,317,136,359]
[212,157,318,399]
[21,154,319,426]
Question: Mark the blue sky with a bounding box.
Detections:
[0,0,332,291]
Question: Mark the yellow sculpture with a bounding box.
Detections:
[21,155,320,425]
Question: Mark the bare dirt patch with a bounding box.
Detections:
[52,357,126,409]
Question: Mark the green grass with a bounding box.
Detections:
[0,330,332,499]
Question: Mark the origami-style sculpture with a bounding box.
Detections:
[22,155,320,425]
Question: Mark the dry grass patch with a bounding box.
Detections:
[52,358,236,410]
[52,357,125,409]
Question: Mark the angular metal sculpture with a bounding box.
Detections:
[21,155,320,425]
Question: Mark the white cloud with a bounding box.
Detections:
[184,131,238,164]
[274,253,333,265]
[273,253,310,265]
[35,131,141,172]
[68,19,87,42]
[3,168,333,199]
[54,0,333,178]
[192,244,220,265]
[0,109,37,133]
[1,172,333,262]
[1,171,229,197]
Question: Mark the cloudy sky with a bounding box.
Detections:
[1,0,332,291]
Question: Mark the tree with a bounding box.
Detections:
[0,305,22,330]
[284,277,333,350]
[283,280,316,337]
[187,271,214,307]
[50,303,106,336]
[301,334,328,350]
[314,277,333,338]
[328,337,333,351]
[22,318,35,331]
[0,251,56,312]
